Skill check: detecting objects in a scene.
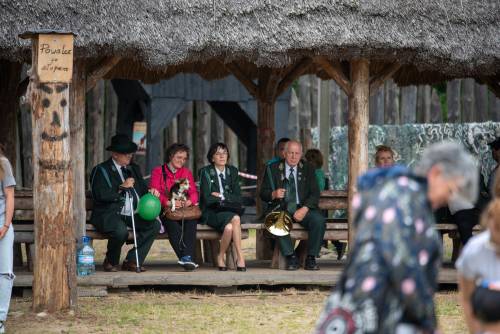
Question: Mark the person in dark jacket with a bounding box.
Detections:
[260,140,326,271]
[199,143,246,271]
[90,134,160,273]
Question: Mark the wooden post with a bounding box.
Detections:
[430,88,442,123]
[347,59,369,246]
[195,101,211,172]
[400,86,417,124]
[298,75,313,149]
[179,102,194,170]
[70,60,86,240]
[225,60,312,260]
[20,103,34,187]
[86,80,105,180]
[447,80,461,123]
[288,87,300,138]
[462,79,476,122]
[384,79,400,124]
[225,126,239,168]
[0,60,22,167]
[319,80,331,173]
[21,31,76,312]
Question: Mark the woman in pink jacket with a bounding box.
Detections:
[150,143,199,271]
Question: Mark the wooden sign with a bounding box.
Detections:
[36,34,74,83]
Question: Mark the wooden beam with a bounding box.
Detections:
[347,59,370,246]
[314,56,352,96]
[86,56,120,92]
[369,62,401,95]
[224,62,259,99]
[275,58,313,99]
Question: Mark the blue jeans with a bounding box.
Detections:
[0,217,14,322]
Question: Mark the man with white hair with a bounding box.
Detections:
[260,140,326,270]
[316,141,478,334]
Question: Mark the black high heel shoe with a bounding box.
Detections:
[236,266,246,272]
[218,266,228,271]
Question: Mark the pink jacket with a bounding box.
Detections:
[149,164,199,208]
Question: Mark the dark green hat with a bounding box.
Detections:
[106,134,138,154]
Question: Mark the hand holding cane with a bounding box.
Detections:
[127,188,141,273]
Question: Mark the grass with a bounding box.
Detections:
[6,290,466,334]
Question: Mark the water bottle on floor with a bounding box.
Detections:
[77,236,95,276]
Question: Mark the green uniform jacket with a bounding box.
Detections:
[198,164,242,224]
[89,158,149,226]
[260,159,320,215]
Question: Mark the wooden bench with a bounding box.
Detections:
[261,190,483,268]
[12,189,249,270]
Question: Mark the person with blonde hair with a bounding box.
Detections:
[456,199,500,334]
[0,144,16,334]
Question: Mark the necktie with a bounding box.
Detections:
[219,173,226,194]
[121,166,138,209]
[287,167,297,214]
[121,166,130,179]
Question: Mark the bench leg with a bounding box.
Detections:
[225,242,237,270]
[194,240,203,265]
[295,240,308,268]
[207,240,219,267]
[270,241,288,270]
[451,237,461,263]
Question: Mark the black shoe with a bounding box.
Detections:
[305,256,320,271]
[286,254,299,271]
[236,266,247,272]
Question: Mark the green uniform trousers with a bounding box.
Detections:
[93,213,161,265]
[278,209,326,257]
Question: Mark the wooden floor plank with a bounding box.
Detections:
[13,261,458,288]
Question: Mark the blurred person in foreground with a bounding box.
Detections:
[456,199,500,334]
[316,141,478,334]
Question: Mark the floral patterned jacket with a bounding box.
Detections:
[316,166,442,334]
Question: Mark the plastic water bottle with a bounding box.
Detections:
[77,236,95,276]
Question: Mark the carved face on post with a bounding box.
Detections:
[37,82,70,181]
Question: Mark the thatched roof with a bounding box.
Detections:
[0,0,499,85]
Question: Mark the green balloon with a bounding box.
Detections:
[137,193,161,220]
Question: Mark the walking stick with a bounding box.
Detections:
[128,190,141,273]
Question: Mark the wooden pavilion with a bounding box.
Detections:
[0,0,499,311]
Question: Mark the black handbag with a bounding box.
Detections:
[216,200,245,216]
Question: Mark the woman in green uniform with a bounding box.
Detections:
[199,143,246,271]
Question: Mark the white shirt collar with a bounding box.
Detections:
[285,163,298,176]
[112,159,126,180]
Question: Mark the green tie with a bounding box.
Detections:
[287,167,297,214]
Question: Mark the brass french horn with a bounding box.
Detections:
[264,209,293,236]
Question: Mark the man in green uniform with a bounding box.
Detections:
[260,140,326,270]
[90,134,160,272]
